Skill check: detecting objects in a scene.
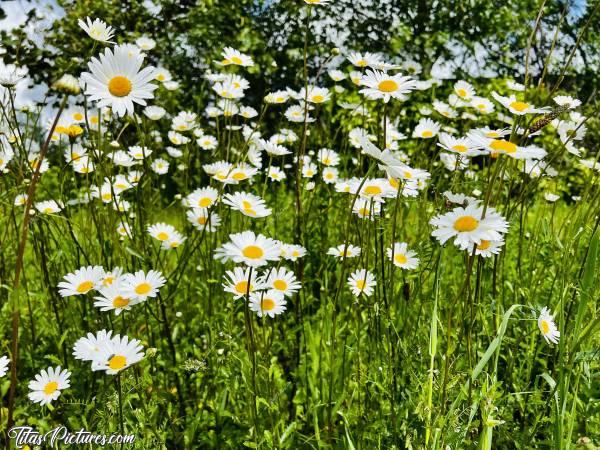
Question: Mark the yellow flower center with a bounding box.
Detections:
[156,231,169,241]
[509,101,529,112]
[477,240,491,250]
[196,197,211,208]
[67,125,84,137]
[108,76,132,97]
[113,296,130,308]
[44,381,59,395]
[394,254,407,264]
[261,298,276,311]
[242,245,264,259]
[364,185,382,196]
[273,279,288,291]
[135,282,152,295]
[490,139,517,154]
[453,215,479,232]
[378,80,398,93]
[76,281,94,294]
[109,355,127,371]
[235,281,250,294]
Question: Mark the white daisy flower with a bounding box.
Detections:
[322,167,339,183]
[121,270,166,301]
[144,105,166,120]
[92,334,145,375]
[223,267,264,298]
[0,355,9,378]
[430,204,509,250]
[28,366,71,405]
[387,243,419,269]
[506,80,525,91]
[100,267,124,287]
[437,133,481,157]
[162,231,186,250]
[214,231,281,267]
[453,80,475,101]
[300,86,331,104]
[0,62,28,87]
[327,244,361,259]
[467,132,547,160]
[81,44,158,117]
[219,47,254,67]
[135,36,156,51]
[35,200,63,214]
[280,244,307,262]
[491,92,549,115]
[347,51,382,68]
[249,290,287,318]
[187,186,219,209]
[359,69,416,103]
[151,158,169,174]
[73,329,113,362]
[353,198,381,220]
[58,266,105,297]
[260,267,301,297]
[94,279,139,315]
[471,96,495,114]
[317,148,340,166]
[538,307,560,344]
[186,208,221,232]
[473,239,505,257]
[413,118,440,139]
[553,95,581,109]
[347,269,376,297]
[268,166,286,182]
[148,223,177,243]
[78,17,115,43]
[222,191,271,218]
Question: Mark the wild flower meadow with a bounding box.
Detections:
[0,0,599,448]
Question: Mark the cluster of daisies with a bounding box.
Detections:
[58,265,166,315]
[214,231,306,317]
[0,329,144,406]
[4,263,159,406]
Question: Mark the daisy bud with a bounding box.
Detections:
[52,74,81,95]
